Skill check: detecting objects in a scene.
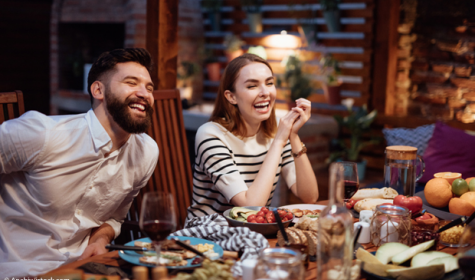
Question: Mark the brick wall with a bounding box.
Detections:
[50,0,204,113]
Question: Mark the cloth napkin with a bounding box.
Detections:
[171,214,269,276]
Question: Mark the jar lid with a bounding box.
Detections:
[260,247,301,265]
[375,204,410,216]
[386,145,418,160]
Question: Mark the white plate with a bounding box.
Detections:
[280,204,327,223]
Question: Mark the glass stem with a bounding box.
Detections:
[154,243,162,266]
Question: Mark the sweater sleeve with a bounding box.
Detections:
[194,123,248,202]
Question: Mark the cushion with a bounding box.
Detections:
[383,124,435,156]
[419,122,475,183]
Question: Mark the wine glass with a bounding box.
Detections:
[457,224,475,278]
[139,191,177,266]
[253,248,304,280]
[335,161,359,201]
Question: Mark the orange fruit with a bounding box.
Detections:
[460,192,475,208]
[449,198,475,216]
[434,172,462,186]
[424,178,453,208]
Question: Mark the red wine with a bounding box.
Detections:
[142,220,175,242]
[344,180,359,199]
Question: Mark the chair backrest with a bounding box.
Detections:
[0,90,25,124]
[116,89,193,243]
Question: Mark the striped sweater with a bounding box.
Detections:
[186,122,296,222]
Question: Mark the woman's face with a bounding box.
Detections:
[225,62,276,131]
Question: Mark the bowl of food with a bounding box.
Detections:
[223,206,293,236]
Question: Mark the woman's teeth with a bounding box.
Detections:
[254,102,269,108]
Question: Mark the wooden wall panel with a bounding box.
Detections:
[201,0,376,114]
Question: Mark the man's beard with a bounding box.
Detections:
[105,87,153,134]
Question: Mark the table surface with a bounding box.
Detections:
[45,201,461,279]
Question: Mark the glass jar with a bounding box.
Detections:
[253,248,304,280]
[370,205,411,246]
[384,145,425,196]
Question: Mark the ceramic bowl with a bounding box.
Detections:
[223,206,293,236]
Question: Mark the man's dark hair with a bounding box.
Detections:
[87,48,153,105]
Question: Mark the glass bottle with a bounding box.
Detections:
[317,163,354,280]
[253,247,304,280]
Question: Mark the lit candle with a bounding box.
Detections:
[267,270,289,279]
[381,221,399,243]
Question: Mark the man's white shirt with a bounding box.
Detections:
[0,110,158,277]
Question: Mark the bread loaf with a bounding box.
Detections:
[303,231,318,256]
[277,228,319,256]
[354,198,394,212]
[351,187,398,200]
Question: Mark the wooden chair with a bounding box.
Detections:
[0,90,25,124]
[115,89,194,244]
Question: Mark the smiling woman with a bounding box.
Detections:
[185,54,319,225]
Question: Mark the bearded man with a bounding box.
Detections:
[0,48,159,277]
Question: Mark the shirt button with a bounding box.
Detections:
[89,186,93,190]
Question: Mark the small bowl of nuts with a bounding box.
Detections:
[439,220,466,247]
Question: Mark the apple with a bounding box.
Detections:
[391,239,435,265]
[393,195,423,215]
[469,179,475,192]
[411,251,453,267]
[375,242,410,265]
[427,256,459,273]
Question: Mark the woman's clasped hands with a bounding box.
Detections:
[274,98,311,145]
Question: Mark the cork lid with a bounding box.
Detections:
[385,145,418,160]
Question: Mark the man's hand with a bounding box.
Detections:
[78,223,115,260]
[78,241,109,260]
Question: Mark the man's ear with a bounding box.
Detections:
[90,81,105,102]
[224,90,237,105]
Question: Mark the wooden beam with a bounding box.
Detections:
[146,0,178,90]
[371,0,400,114]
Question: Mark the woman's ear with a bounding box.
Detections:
[224,90,237,105]
[90,81,105,102]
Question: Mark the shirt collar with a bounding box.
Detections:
[85,109,112,152]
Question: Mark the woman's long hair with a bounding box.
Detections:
[209,53,277,138]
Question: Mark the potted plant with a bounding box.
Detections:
[321,0,341,32]
[288,0,318,47]
[177,61,200,101]
[328,98,379,180]
[201,0,222,32]
[241,0,263,33]
[204,48,221,81]
[319,53,342,105]
[223,34,245,62]
[278,54,313,108]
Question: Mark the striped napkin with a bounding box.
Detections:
[172,214,269,276]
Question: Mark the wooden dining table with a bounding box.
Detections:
[44,200,462,280]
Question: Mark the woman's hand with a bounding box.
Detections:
[273,109,300,147]
[290,98,311,135]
